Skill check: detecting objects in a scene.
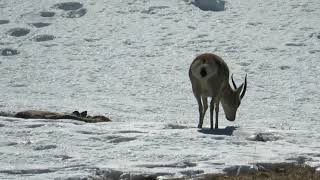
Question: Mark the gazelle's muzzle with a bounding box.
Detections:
[225,110,236,121]
[226,115,236,121]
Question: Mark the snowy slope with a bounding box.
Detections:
[0,0,320,179]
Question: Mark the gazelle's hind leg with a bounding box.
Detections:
[202,96,208,120]
[210,98,215,129]
[196,96,203,128]
[196,96,208,128]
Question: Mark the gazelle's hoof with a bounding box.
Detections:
[197,124,202,128]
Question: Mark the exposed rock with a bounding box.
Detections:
[0,110,111,123]
[246,132,281,142]
[200,163,320,180]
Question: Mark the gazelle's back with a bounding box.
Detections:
[189,53,230,98]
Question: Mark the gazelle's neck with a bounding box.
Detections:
[220,82,236,119]
[221,82,234,100]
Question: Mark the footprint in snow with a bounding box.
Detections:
[33,34,55,42]
[31,22,51,28]
[53,2,83,11]
[309,32,320,39]
[279,65,290,70]
[39,11,55,17]
[34,145,57,151]
[7,28,30,37]
[285,42,306,47]
[63,8,87,18]
[239,62,251,67]
[25,124,45,128]
[141,6,170,15]
[53,2,87,18]
[0,20,10,25]
[309,50,320,54]
[1,48,19,56]
[108,137,137,144]
[52,2,87,18]
[164,123,190,129]
[191,0,226,12]
[54,155,73,160]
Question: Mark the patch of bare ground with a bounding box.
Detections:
[198,163,320,180]
[90,163,320,180]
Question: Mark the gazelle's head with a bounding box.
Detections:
[221,74,247,121]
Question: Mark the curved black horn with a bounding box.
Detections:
[231,74,237,90]
[240,74,247,99]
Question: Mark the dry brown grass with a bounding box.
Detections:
[198,163,320,180]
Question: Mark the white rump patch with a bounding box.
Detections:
[191,61,218,80]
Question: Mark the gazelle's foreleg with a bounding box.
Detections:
[214,99,220,129]
[210,99,214,129]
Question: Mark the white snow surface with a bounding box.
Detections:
[1,0,320,179]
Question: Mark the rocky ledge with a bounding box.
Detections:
[0,110,111,123]
[88,163,320,180]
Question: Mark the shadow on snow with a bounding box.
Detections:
[198,126,238,136]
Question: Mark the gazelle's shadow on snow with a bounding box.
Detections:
[198,126,238,136]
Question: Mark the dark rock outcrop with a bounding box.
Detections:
[0,110,111,123]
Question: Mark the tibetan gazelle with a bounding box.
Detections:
[189,53,247,129]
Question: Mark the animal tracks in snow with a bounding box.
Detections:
[191,0,226,12]
[52,2,87,18]
[164,123,191,129]
[279,65,291,70]
[0,1,88,57]
[34,144,58,151]
[33,34,55,42]
[39,11,55,18]
[141,6,170,15]
[31,22,51,28]
[0,20,10,25]
[53,2,83,11]
[0,48,19,56]
[7,27,30,37]
[62,8,87,18]
[285,42,306,47]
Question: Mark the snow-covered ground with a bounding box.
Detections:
[0,0,320,179]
